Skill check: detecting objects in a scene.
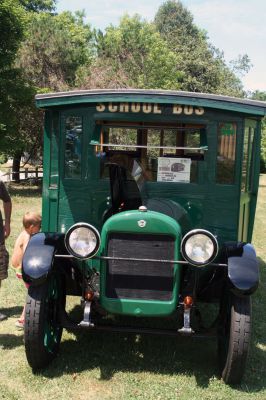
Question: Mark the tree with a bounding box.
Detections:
[0,0,25,71]
[154,0,245,96]
[0,1,52,175]
[229,54,252,77]
[6,10,95,177]
[17,11,95,91]
[252,91,266,172]
[81,15,182,90]
[19,0,56,12]
[0,0,27,144]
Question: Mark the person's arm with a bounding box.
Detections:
[11,233,24,269]
[3,200,12,239]
[11,231,30,269]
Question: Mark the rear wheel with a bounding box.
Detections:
[218,292,251,384]
[24,274,65,370]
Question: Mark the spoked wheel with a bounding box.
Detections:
[218,291,251,384]
[24,274,65,370]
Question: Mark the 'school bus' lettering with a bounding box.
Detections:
[96,102,205,116]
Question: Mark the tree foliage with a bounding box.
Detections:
[0,0,25,70]
[252,91,266,172]
[80,15,182,89]
[154,0,245,96]
[1,0,265,170]
[19,0,56,12]
[0,0,28,145]
[0,0,45,160]
[17,11,95,91]
[2,9,95,169]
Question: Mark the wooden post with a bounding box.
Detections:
[35,166,38,178]
[25,168,28,179]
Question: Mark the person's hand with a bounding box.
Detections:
[4,222,10,238]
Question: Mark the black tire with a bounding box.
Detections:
[24,274,65,370]
[218,292,251,384]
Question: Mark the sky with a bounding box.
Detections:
[56,0,266,93]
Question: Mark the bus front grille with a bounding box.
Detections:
[106,233,175,301]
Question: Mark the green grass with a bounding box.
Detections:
[0,179,265,400]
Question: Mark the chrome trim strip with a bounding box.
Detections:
[54,254,227,267]
[90,141,207,151]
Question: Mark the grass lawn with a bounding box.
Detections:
[0,178,265,400]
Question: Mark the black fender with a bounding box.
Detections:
[226,242,259,296]
[22,232,65,286]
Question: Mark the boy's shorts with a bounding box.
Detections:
[0,243,9,280]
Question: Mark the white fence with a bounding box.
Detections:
[0,167,43,182]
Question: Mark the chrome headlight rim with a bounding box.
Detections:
[181,229,218,267]
[65,222,101,259]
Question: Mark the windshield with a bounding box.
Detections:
[96,123,206,185]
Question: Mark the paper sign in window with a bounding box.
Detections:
[157,157,191,182]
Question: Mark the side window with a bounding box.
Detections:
[241,127,255,192]
[50,113,59,188]
[216,122,237,184]
[64,116,83,179]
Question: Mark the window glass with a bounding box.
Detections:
[97,124,205,184]
[64,116,82,179]
[50,113,59,187]
[241,127,255,192]
[248,128,255,191]
[216,122,236,184]
[107,127,137,151]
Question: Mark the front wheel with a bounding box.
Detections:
[24,274,65,370]
[218,292,251,384]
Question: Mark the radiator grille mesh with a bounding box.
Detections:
[106,233,175,301]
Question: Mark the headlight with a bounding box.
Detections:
[181,229,218,266]
[65,223,100,259]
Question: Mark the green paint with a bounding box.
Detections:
[220,123,235,136]
[99,209,181,316]
[37,90,265,317]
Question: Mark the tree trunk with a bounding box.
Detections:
[12,152,22,182]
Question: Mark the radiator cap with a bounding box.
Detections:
[139,205,147,212]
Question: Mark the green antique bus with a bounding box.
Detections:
[22,90,266,383]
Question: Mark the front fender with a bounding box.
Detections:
[226,242,259,296]
[22,232,65,286]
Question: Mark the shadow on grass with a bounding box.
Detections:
[0,308,24,350]
[8,182,42,198]
[0,333,23,349]
[0,306,23,318]
[45,328,217,388]
[37,274,266,392]
[245,257,266,391]
[34,302,218,388]
[28,256,266,391]
[44,324,265,391]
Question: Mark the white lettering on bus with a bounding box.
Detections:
[108,103,118,112]
[184,106,193,115]
[131,103,141,113]
[96,103,105,112]
[96,102,205,115]
[143,103,152,113]
[195,107,204,115]
[173,105,183,114]
[153,104,162,114]
[119,103,129,112]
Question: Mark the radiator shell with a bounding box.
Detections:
[100,209,181,316]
